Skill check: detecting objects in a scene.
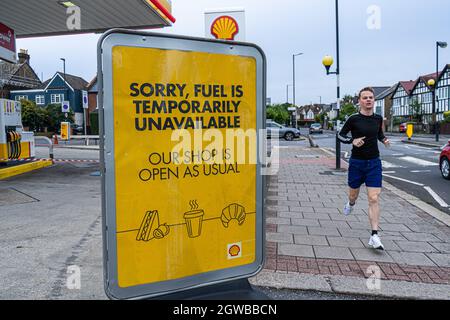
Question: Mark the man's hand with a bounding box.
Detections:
[383,138,391,148]
[352,136,366,148]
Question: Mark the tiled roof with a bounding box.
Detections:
[56,72,88,90]
[372,86,391,98]
[86,76,97,91]
[0,61,42,89]
[399,81,416,94]
[375,85,396,100]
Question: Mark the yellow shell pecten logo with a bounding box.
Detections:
[211,15,239,40]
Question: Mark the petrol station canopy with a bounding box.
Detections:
[0,0,175,39]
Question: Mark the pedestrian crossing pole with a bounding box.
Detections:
[322,0,341,170]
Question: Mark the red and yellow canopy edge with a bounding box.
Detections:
[147,0,176,24]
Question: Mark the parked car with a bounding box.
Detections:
[266,120,301,141]
[72,124,84,135]
[399,123,407,133]
[439,139,450,180]
[309,123,323,134]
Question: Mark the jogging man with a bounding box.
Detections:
[338,87,390,250]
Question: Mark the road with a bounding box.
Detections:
[301,129,450,215]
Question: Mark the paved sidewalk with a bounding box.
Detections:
[250,144,450,299]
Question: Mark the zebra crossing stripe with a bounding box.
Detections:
[399,156,438,166]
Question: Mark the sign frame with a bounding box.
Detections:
[98,29,266,300]
[60,122,70,141]
[61,101,70,113]
[82,90,89,109]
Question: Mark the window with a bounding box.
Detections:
[15,95,28,101]
[51,94,64,104]
[35,95,45,105]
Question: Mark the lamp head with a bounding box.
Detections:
[322,55,334,74]
[437,41,448,49]
[322,55,334,67]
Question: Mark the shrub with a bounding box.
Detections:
[443,111,450,123]
[21,100,48,132]
[45,104,74,132]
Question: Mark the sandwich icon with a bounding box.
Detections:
[136,210,170,241]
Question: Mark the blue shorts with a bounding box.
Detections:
[348,157,382,189]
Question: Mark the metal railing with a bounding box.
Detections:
[34,136,54,159]
[59,135,100,146]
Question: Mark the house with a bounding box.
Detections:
[328,102,339,120]
[436,64,450,122]
[391,80,415,120]
[369,86,391,115]
[10,72,89,126]
[375,86,396,131]
[86,76,99,133]
[409,72,440,124]
[297,104,324,124]
[0,49,41,98]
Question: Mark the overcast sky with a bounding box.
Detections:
[16,0,450,106]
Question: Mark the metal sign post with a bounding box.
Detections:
[98,30,266,300]
[82,90,89,142]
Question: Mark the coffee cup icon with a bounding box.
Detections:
[184,209,204,238]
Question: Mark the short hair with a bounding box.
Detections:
[358,87,374,99]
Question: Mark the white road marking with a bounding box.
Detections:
[382,173,425,186]
[381,160,403,168]
[424,186,449,208]
[383,171,396,174]
[410,170,431,173]
[399,156,438,167]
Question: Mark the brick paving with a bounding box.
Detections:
[264,146,450,285]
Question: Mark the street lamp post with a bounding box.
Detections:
[322,0,341,170]
[433,41,448,142]
[60,58,67,119]
[286,84,293,104]
[293,52,304,129]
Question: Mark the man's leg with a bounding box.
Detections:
[367,187,382,231]
[343,187,360,215]
[349,187,360,205]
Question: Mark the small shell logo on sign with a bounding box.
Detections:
[211,16,239,40]
[227,242,242,259]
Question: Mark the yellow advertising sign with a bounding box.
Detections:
[112,46,258,288]
[407,123,413,139]
[61,122,70,141]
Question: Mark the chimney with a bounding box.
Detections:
[18,49,30,64]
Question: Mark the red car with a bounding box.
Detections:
[399,123,407,133]
[440,139,450,180]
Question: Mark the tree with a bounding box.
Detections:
[443,111,450,123]
[315,112,326,124]
[336,95,357,121]
[409,99,422,122]
[20,100,48,132]
[45,104,74,132]
[267,103,290,125]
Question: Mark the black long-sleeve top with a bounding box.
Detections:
[337,112,386,160]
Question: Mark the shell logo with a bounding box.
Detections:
[211,15,239,40]
[227,242,242,259]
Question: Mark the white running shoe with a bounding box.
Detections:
[368,234,385,250]
[343,202,354,216]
